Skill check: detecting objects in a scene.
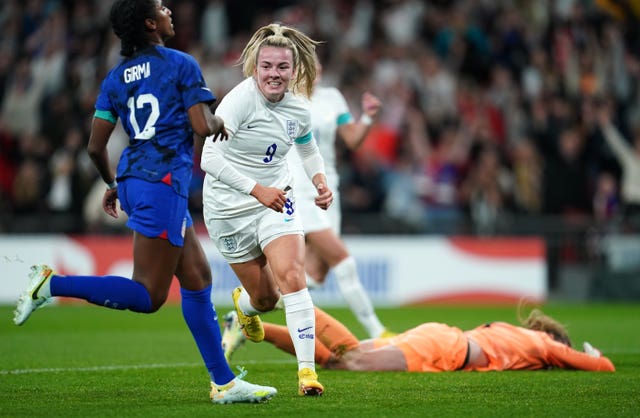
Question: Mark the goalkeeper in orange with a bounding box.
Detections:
[221,306,614,372]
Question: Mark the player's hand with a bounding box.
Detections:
[210,115,229,142]
[314,182,333,210]
[102,188,119,219]
[583,342,602,358]
[251,184,288,212]
[361,91,382,119]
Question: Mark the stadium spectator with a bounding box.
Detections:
[222,306,615,373]
[379,0,426,47]
[592,171,620,223]
[382,107,428,229]
[13,0,277,405]
[416,49,457,126]
[340,145,389,220]
[414,122,467,233]
[46,126,94,232]
[597,99,640,224]
[10,132,50,220]
[0,54,45,137]
[509,137,543,215]
[459,143,514,235]
[540,125,592,218]
[1,0,639,241]
[200,23,331,397]
[200,0,229,58]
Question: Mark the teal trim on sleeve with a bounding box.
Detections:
[94,109,117,124]
[295,131,313,144]
[337,112,353,126]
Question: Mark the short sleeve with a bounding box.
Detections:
[178,53,216,110]
[331,88,352,126]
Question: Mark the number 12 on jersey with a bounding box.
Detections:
[127,93,159,140]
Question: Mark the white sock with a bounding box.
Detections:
[237,287,262,316]
[333,256,385,338]
[282,288,316,371]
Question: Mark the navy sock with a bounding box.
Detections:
[50,275,152,313]
[181,286,235,385]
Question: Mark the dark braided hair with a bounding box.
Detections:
[110,0,157,57]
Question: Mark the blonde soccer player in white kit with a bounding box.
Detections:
[288,57,393,339]
[200,23,331,396]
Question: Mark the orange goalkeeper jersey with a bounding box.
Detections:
[373,321,614,373]
[464,322,615,372]
[373,323,469,372]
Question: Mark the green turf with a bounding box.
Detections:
[1,303,639,417]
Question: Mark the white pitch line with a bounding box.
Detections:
[0,359,295,376]
[3,349,637,375]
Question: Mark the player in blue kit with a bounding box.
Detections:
[13,0,276,405]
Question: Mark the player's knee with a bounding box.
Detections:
[148,291,169,312]
[176,262,212,289]
[252,293,279,312]
[326,249,350,267]
[193,260,212,283]
[308,265,330,283]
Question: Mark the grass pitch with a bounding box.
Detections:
[1,302,639,417]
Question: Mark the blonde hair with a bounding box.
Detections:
[239,23,320,98]
[518,303,572,347]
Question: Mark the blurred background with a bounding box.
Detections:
[1,0,640,303]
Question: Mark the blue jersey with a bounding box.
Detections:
[95,45,215,197]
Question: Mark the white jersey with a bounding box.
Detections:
[202,77,314,219]
[289,86,351,184]
[288,86,352,232]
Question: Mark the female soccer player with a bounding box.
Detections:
[288,54,392,338]
[200,23,331,396]
[13,0,276,404]
[223,306,615,373]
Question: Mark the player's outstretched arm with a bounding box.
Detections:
[339,91,382,150]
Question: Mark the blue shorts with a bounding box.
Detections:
[118,177,192,247]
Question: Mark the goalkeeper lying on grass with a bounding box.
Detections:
[221,306,614,372]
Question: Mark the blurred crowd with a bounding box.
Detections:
[2,0,640,237]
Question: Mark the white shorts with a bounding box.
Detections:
[295,180,341,234]
[205,205,304,263]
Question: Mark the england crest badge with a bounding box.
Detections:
[286,120,299,143]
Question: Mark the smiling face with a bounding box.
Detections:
[254,46,295,102]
